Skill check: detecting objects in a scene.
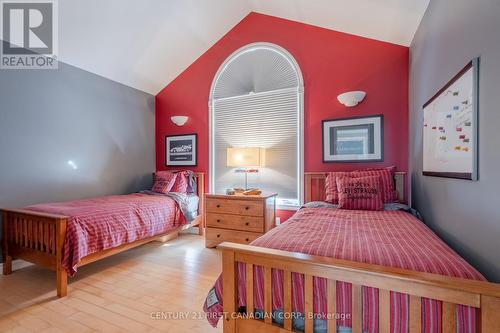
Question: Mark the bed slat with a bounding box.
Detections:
[23,218,28,247]
[352,284,362,333]
[379,289,390,332]
[43,222,48,252]
[50,223,55,254]
[33,220,38,250]
[246,264,254,315]
[283,270,292,331]
[442,302,456,333]
[264,267,272,324]
[327,279,336,333]
[21,218,24,246]
[27,219,32,248]
[41,221,45,251]
[304,274,313,333]
[409,295,422,333]
[13,217,18,244]
[222,250,237,333]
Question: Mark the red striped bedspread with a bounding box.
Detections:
[203,207,484,332]
[26,193,186,276]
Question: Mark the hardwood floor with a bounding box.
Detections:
[0,234,223,333]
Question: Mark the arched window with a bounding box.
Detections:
[209,43,304,208]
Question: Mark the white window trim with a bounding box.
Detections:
[208,42,304,206]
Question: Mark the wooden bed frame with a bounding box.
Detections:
[219,172,500,332]
[1,172,205,298]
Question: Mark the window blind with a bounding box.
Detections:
[213,88,299,203]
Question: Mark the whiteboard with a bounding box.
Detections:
[423,60,478,180]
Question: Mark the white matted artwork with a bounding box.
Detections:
[322,115,383,162]
[423,58,479,180]
[165,134,197,166]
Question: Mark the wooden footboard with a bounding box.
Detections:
[219,242,500,333]
[2,208,69,297]
[1,208,198,298]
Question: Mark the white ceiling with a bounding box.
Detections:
[58,0,430,95]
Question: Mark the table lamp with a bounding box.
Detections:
[226,147,265,190]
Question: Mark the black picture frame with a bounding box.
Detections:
[322,115,384,163]
[165,134,197,166]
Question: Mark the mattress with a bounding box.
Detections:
[26,193,186,276]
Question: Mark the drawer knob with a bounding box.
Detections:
[245,222,249,226]
[245,238,249,242]
[245,206,249,210]
[216,204,221,208]
[217,234,221,238]
[217,219,221,222]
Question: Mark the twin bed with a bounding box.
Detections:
[1,172,204,297]
[204,172,500,333]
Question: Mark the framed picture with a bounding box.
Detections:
[165,134,197,166]
[322,115,384,162]
[423,58,479,180]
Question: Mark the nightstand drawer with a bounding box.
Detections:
[206,213,264,233]
[206,198,263,217]
[205,228,261,248]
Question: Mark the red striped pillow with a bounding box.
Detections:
[325,166,398,204]
[325,171,352,204]
[336,175,383,211]
[151,171,177,194]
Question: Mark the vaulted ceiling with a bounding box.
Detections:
[58,0,430,94]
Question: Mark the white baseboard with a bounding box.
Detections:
[0,259,33,272]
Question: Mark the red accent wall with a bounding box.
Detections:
[156,12,409,220]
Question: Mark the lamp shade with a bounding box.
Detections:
[227,147,265,167]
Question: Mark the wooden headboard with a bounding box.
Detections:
[304,172,406,203]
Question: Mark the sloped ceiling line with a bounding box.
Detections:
[57,0,429,94]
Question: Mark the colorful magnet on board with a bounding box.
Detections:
[455,146,462,151]
[439,126,444,130]
[459,135,466,139]
[463,138,470,143]
[462,100,469,105]
[456,127,462,132]
[432,126,437,130]
[424,124,428,127]
[462,147,469,152]
[439,136,447,140]
[453,91,459,96]
[446,114,452,118]
[453,106,459,110]
[465,121,472,126]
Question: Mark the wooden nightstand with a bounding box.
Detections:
[204,193,277,248]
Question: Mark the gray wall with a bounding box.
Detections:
[410,0,500,281]
[0,54,155,261]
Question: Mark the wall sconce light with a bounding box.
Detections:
[337,91,366,107]
[170,116,189,126]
